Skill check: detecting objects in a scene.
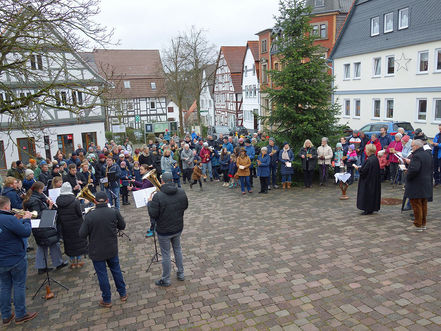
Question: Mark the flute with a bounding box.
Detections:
[43,192,57,208]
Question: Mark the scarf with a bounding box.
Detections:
[282,147,290,160]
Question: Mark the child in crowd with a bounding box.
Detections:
[171,160,181,188]
[190,160,203,191]
[210,147,220,181]
[333,143,344,174]
[346,144,358,185]
[23,169,36,191]
[228,148,239,188]
[133,161,142,182]
[119,161,131,205]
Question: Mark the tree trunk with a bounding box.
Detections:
[196,97,201,127]
[178,99,185,137]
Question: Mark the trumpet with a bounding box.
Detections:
[11,209,38,219]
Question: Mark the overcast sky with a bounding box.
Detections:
[95,0,280,51]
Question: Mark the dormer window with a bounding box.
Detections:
[399,8,409,30]
[371,17,380,36]
[123,80,131,89]
[314,0,324,7]
[150,82,156,90]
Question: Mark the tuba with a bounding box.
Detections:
[142,169,162,191]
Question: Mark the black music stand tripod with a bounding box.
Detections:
[145,225,176,273]
[32,249,69,300]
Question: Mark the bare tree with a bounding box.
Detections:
[0,0,113,138]
[162,36,190,137]
[183,27,217,127]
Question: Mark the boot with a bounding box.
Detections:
[282,182,286,189]
[287,182,291,189]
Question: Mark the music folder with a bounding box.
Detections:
[39,210,57,228]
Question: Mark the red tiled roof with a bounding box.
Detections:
[247,41,259,61]
[82,49,166,99]
[221,46,246,74]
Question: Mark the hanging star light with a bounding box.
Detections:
[395,53,412,72]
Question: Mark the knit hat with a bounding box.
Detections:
[203,142,209,147]
[99,154,106,159]
[39,160,47,166]
[60,182,73,195]
[349,144,355,150]
[95,191,108,203]
[161,172,173,183]
[16,160,22,167]
[25,169,34,177]
[245,139,251,144]
[29,159,36,165]
[402,135,410,143]
[119,154,125,158]
[239,138,244,143]
[336,143,342,148]
[269,137,275,142]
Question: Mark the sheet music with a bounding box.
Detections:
[133,187,156,209]
[48,188,60,203]
[31,219,41,228]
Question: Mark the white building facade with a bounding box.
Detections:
[199,68,215,127]
[330,0,441,137]
[241,42,260,130]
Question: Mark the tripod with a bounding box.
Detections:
[145,227,175,273]
[33,248,69,300]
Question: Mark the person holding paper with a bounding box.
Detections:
[279,143,294,189]
[0,196,38,326]
[299,140,317,188]
[236,148,252,195]
[387,133,403,185]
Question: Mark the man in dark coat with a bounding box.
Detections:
[404,139,433,232]
[79,191,127,307]
[148,173,188,287]
[62,164,83,196]
[355,144,381,215]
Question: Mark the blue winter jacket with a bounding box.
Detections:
[267,144,279,165]
[1,187,23,209]
[120,167,132,186]
[245,145,255,168]
[211,150,220,167]
[379,134,392,149]
[219,153,230,171]
[433,133,441,159]
[22,178,35,191]
[222,142,234,153]
[0,211,31,267]
[279,149,294,175]
[257,154,270,177]
[171,165,181,180]
[101,163,121,189]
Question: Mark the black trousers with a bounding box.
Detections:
[259,177,269,192]
[222,169,229,182]
[191,179,202,187]
[120,186,128,203]
[303,170,313,187]
[183,168,192,183]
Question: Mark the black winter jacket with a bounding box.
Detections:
[405,147,433,200]
[24,192,58,247]
[79,204,125,261]
[148,183,188,236]
[56,194,88,257]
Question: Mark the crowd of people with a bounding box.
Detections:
[0,124,439,325]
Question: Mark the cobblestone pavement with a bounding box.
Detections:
[8,181,441,330]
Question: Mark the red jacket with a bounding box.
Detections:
[199,148,211,164]
[365,139,382,157]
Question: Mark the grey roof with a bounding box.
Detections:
[330,0,441,59]
[306,0,353,15]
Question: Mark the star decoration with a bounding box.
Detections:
[395,53,412,72]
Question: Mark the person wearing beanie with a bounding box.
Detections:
[13,161,25,181]
[56,182,88,269]
[22,169,36,191]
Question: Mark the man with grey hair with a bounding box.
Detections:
[148,173,188,287]
[404,139,433,232]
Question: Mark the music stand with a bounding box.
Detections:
[32,210,69,300]
[145,224,175,273]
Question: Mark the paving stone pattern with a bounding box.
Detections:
[9,183,441,330]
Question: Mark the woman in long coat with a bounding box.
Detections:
[279,142,294,189]
[355,144,381,215]
[56,182,88,268]
[299,139,318,188]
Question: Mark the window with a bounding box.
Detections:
[253,85,257,97]
[274,63,279,71]
[252,64,256,76]
[262,64,268,83]
[386,56,395,75]
[354,62,361,79]
[343,64,350,80]
[150,82,156,90]
[436,49,441,72]
[344,99,351,117]
[61,91,67,105]
[418,51,429,73]
[244,65,247,77]
[384,12,394,33]
[320,24,327,39]
[71,91,83,106]
[312,25,319,36]
[30,54,43,70]
[314,0,324,7]
[371,17,380,36]
[399,8,409,30]
[417,99,427,121]
[355,99,361,117]
[433,99,441,121]
[0,141,6,169]
[168,107,174,113]
[373,57,381,76]
[261,40,267,53]
[123,80,131,89]
[373,99,381,118]
[150,101,156,109]
[386,99,394,119]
